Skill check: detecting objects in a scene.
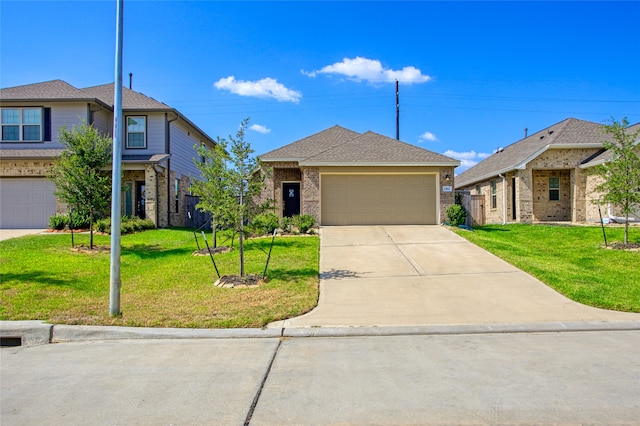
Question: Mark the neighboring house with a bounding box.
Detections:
[258,126,460,226]
[455,117,640,225]
[0,79,216,228]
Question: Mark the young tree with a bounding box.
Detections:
[49,123,112,249]
[592,117,640,246]
[192,118,267,277]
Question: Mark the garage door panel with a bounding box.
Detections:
[321,174,436,226]
[0,178,56,228]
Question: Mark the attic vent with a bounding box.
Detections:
[548,130,554,135]
[540,135,545,139]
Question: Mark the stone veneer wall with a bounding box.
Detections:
[439,166,456,224]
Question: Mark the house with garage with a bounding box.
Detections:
[455,117,640,225]
[0,79,216,228]
[258,126,460,226]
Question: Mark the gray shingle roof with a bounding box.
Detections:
[260,126,459,166]
[455,118,608,188]
[303,131,459,165]
[0,80,93,102]
[260,125,360,160]
[0,148,64,159]
[580,122,640,168]
[81,84,171,110]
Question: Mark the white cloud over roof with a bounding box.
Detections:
[250,124,271,134]
[214,76,301,103]
[303,57,431,84]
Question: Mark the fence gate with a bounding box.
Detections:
[184,195,211,229]
[469,194,485,226]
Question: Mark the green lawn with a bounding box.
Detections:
[452,224,640,312]
[0,229,319,328]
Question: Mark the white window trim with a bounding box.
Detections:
[126,115,147,149]
[1,107,43,142]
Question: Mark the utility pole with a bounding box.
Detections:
[110,0,124,316]
[395,80,400,140]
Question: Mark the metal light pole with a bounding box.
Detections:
[109,0,124,316]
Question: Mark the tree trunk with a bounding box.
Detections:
[89,211,94,249]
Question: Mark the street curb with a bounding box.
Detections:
[3,320,640,346]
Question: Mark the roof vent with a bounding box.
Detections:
[540,135,545,139]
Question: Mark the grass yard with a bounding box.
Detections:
[452,224,640,312]
[0,228,319,328]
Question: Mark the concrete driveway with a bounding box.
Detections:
[0,229,47,241]
[279,225,640,327]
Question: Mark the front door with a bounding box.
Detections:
[135,181,146,219]
[282,182,301,217]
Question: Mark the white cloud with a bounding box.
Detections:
[249,124,271,134]
[444,150,491,172]
[418,131,438,142]
[303,57,431,85]
[214,76,301,103]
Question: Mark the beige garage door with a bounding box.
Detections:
[0,177,56,228]
[321,174,437,225]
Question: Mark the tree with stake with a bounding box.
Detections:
[192,118,267,277]
[592,117,640,247]
[49,123,113,249]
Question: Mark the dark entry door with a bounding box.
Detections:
[283,182,301,217]
[135,181,146,219]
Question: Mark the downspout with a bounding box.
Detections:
[498,173,507,225]
[166,112,179,226]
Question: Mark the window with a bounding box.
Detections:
[549,177,560,201]
[475,185,482,195]
[174,179,180,213]
[1,107,42,142]
[126,116,146,148]
[491,180,497,209]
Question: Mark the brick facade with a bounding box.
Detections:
[460,147,605,224]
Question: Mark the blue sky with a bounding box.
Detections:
[2,1,639,172]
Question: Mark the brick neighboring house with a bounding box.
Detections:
[258,126,460,226]
[0,79,216,228]
[455,117,640,224]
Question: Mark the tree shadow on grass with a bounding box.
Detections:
[1,271,73,287]
[264,267,318,282]
[121,244,194,259]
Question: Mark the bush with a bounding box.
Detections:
[94,216,156,235]
[250,212,280,236]
[446,204,467,226]
[49,214,68,230]
[69,210,91,229]
[280,216,292,233]
[292,214,316,234]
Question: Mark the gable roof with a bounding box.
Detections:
[1,79,215,145]
[0,79,106,106]
[260,126,459,167]
[580,122,640,168]
[260,125,360,161]
[455,118,607,188]
[81,84,171,110]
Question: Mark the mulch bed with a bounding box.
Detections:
[214,274,267,288]
[71,244,110,253]
[192,246,233,256]
[604,242,640,251]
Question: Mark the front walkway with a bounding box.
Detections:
[276,225,640,328]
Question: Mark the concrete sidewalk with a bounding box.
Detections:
[0,229,47,241]
[275,225,640,328]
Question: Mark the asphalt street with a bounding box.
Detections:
[2,329,640,425]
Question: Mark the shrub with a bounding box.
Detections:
[280,216,292,233]
[49,214,68,230]
[292,214,316,234]
[446,204,467,226]
[93,216,156,235]
[69,210,91,229]
[250,212,280,236]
